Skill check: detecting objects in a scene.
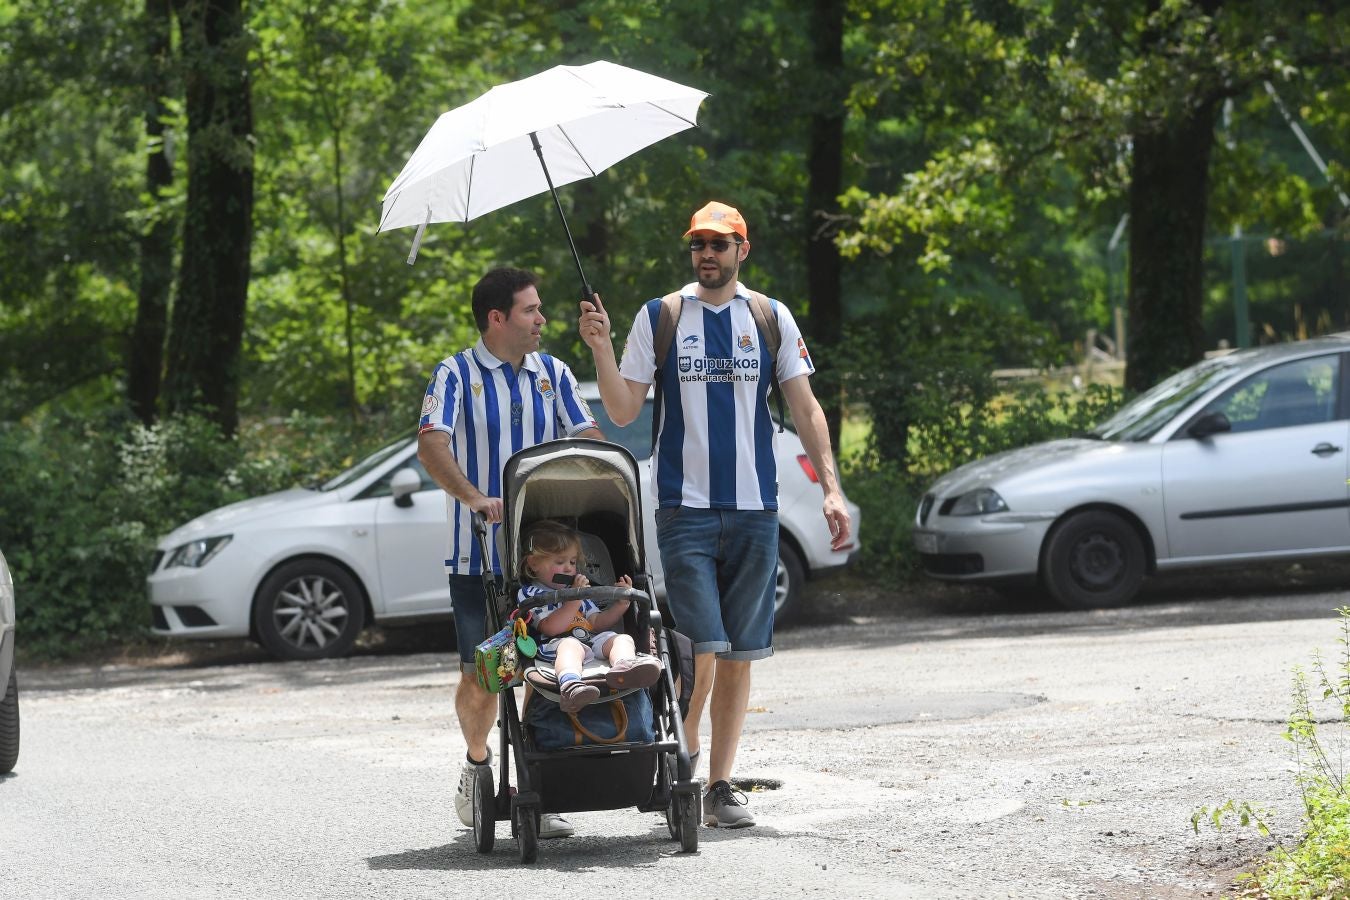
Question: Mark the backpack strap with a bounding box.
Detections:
[651,292,683,452]
[746,291,785,432]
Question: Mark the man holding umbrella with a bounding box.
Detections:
[579,202,852,828]
[419,266,603,839]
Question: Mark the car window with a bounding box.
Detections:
[322,436,417,491]
[1092,355,1243,441]
[1198,355,1340,434]
[357,453,437,500]
[589,399,654,459]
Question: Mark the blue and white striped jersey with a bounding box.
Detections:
[419,339,597,575]
[618,283,815,511]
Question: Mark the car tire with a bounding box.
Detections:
[252,559,367,661]
[1041,510,1145,610]
[773,542,806,627]
[0,667,18,774]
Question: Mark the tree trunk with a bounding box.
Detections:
[127,0,176,425]
[1125,102,1217,392]
[162,0,253,435]
[805,0,846,448]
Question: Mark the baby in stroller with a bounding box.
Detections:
[519,520,662,712]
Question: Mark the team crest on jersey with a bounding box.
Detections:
[471,382,483,397]
[421,394,439,416]
[537,377,555,400]
[678,356,693,373]
[738,333,755,353]
[797,337,813,366]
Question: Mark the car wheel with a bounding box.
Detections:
[0,667,18,774]
[1042,510,1145,610]
[773,542,806,627]
[252,559,367,661]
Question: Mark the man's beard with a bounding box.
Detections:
[696,259,737,290]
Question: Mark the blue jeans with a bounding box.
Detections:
[655,507,777,660]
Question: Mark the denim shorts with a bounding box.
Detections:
[654,507,777,661]
[448,574,502,674]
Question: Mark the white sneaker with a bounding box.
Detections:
[454,748,492,827]
[539,813,575,839]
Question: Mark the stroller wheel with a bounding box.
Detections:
[676,789,700,853]
[663,755,679,840]
[513,804,539,864]
[472,766,495,854]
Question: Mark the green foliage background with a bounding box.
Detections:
[0,0,1345,657]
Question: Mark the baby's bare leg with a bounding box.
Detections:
[553,637,585,677]
[602,633,636,664]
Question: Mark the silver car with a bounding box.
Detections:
[0,547,18,774]
[913,334,1350,609]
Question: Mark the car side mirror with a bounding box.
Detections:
[1188,410,1232,440]
[390,467,422,507]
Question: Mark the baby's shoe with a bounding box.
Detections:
[605,655,661,690]
[559,678,599,713]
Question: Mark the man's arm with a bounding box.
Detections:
[579,293,649,426]
[416,430,503,523]
[779,376,853,550]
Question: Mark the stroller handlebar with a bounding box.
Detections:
[516,585,651,615]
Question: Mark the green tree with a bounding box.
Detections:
[838,0,1350,392]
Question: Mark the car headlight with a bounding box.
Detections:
[947,488,1009,516]
[165,536,232,569]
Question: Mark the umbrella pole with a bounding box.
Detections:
[530,131,593,301]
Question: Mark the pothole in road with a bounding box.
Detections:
[732,776,784,792]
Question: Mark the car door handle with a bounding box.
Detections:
[1311,442,1342,456]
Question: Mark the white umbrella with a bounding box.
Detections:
[378,60,708,294]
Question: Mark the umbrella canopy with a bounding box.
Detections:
[379,61,708,287]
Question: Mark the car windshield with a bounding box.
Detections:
[1090,354,1243,441]
[320,436,414,491]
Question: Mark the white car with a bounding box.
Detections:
[148,384,860,660]
[0,546,18,774]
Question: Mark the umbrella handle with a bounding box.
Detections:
[530,132,594,301]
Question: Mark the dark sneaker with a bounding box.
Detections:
[559,679,599,713]
[703,779,755,828]
[454,748,492,827]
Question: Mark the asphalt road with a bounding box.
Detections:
[7,567,1350,899]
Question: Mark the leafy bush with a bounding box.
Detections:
[840,379,1122,584]
[1,408,406,660]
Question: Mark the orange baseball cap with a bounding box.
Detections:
[683,201,748,240]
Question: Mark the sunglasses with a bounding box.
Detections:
[688,237,742,253]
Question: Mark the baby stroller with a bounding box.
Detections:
[468,438,700,862]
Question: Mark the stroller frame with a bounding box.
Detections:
[468,438,700,862]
